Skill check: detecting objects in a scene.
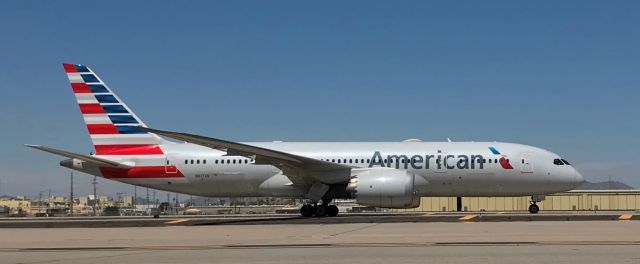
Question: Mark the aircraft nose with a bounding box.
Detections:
[573,168,585,188]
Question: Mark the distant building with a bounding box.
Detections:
[393,190,640,212]
[0,197,31,216]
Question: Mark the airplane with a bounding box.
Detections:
[27,63,585,217]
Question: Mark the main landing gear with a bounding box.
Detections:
[528,194,545,214]
[300,202,339,217]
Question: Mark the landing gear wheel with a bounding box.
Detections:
[300,204,314,217]
[528,203,539,214]
[326,205,339,217]
[314,205,328,217]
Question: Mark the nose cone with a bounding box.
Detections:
[573,168,585,188]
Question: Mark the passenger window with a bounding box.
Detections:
[553,159,564,165]
[190,160,194,164]
[343,159,347,163]
[349,159,353,163]
[361,159,364,163]
[203,160,206,164]
[367,159,370,163]
[215,160,218,164]
[196,160,200,164]
[227,160,230,164]
[185,160,188,164]
[488,159,492,163]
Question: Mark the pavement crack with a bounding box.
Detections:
[327,223,380,238]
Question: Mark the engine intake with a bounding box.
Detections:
[347,167,420,208]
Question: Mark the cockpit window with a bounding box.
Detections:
[553,159,564,165]
[561,159,571,165]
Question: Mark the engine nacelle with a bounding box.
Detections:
[72,158,83,169]
[347,167,420,208]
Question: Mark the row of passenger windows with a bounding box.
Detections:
[320,158,506,164]
[185,159,253,165]
[184,157,571,167]
[183,157,518,165]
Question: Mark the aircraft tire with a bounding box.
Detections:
[528,203,539,214]
[327,205,339,217]
[300,204,314,217]
[314,205,328,217]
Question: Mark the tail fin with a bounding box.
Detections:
[63,63,167,155]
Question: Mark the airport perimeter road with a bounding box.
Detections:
[0,221,639,264]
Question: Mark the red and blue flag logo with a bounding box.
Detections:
[489,147,513,169]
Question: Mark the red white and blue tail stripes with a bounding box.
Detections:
[63,63,166,155]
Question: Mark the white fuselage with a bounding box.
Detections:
[66,141,584,198]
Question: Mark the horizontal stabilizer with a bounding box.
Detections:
[25,144,132,168]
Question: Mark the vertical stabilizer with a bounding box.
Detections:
[62,63,168,155]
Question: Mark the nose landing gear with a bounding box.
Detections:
[529,194,545,214]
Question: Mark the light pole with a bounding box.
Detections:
[39,191,44,214]
[69,172,74,216]
[92,176,98,216]
[146,187,149,211]
[133,186,137,209]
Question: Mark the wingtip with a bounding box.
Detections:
[24,144,40,148]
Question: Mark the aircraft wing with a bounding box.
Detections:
[136,127,352,185]
[25,144,132,168]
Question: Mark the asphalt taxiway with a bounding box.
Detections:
[0,220,639,264]
[0,211,637,228]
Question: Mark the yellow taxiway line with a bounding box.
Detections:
[459,215,478,221]
[165,218,191,224]
[618,214,633,220]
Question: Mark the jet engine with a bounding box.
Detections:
[347,167,420,208]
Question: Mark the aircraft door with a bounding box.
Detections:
[521,153,533,173]
[165,155,178,174]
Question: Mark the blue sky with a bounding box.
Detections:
[0,1,639,198]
